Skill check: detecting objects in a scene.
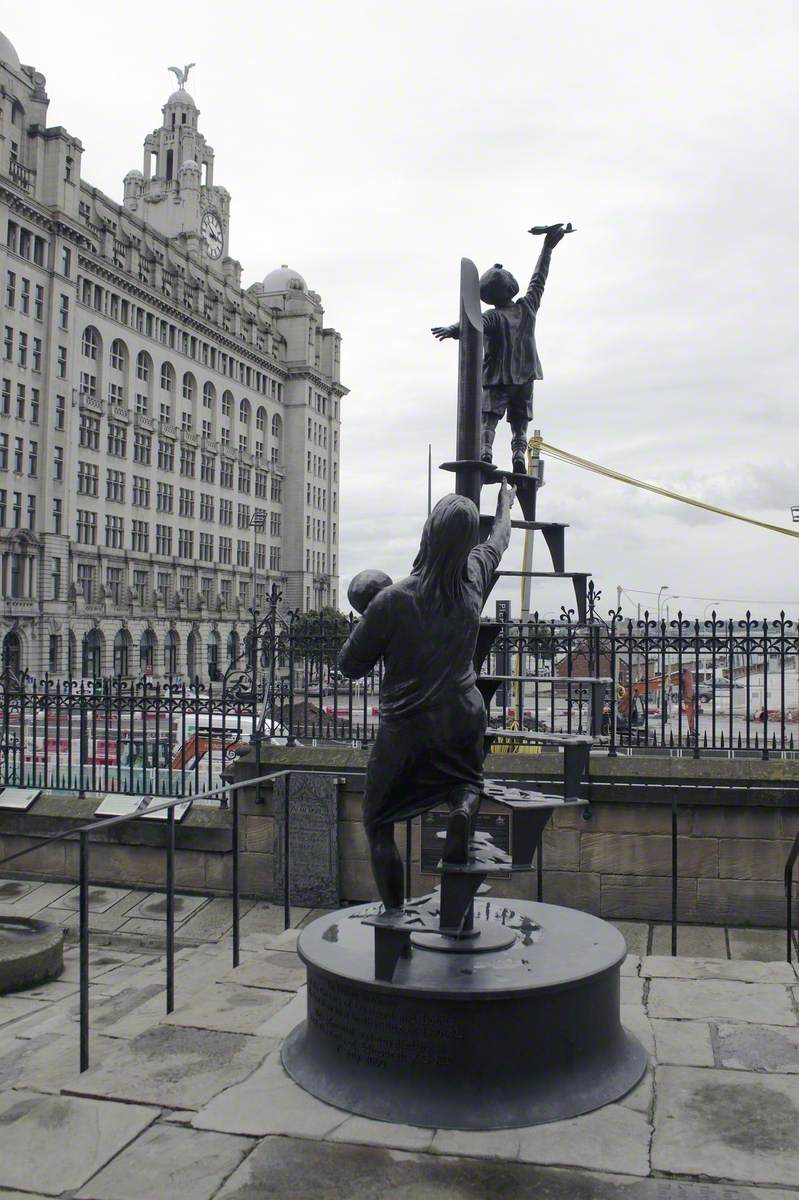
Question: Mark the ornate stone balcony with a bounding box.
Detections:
[9,159,35,192]
[109,404,130,423]
[134,412,156,432]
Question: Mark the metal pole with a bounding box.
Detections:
[455,258,484,507]
[232,786,240,968]
[79,830,90,1072]
[166,805,175,1013]
[405,818,412,899]
[283,772,291,931]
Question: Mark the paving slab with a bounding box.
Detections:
[616,1063,654,1115]
[217,950,306,992]
[50,885,135,914]
[729,927,789,962]
[716,1022,799,1073]
[0,1090,158,1196]
[125,893,210,922]
[0,1029,121,1094]
[652,1064,799,1186]
[430,1126,522,1160]
[214,1136,756,1200]
[608,921,650,957]
[517,1101,650,1176]
[0,878,44,902]
[0,881,74,917]
[651,1018,715,1066]
[238,902,309,936]
[643,955,796,984]
[59,948,148,983]
[193,1050,346,1138]
[0,995,47,1027]
[620,953,641,977]
[651,923,728,958]
[174,896,256,940]
[162,981,291,1035]
[17,978,79,1003]
[621,975,644,1004]
[648,978,796,1025]
[252,986,306,1039]
[329,1114,435,1152]
[65,1023,272,1110]
[239,927,301,954]
[75,1123,254,1200]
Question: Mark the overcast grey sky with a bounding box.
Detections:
[10,0,799,620]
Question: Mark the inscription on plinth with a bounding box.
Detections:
[273,773,339,907]
[421,809,510,872]
[307,971,458,1069]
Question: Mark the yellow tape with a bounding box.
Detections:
[538,441,799,540]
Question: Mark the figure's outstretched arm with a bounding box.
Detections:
[431,323,460,341]
[486,478,515,562]
[525,224,566,311]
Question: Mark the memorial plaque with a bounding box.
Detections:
[273,773,339,906]
[420,808,510,873]
[0,788,41,811]
[94,793,192,822]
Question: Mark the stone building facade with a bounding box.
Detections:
[0,34,345,683]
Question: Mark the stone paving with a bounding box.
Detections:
[0,884,798,1197]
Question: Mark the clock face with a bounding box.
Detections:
[201,210,223,260]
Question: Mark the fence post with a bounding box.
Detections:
[232,785,240,968]
[671,795,678,956]
[79,830,90,1072]
[283,771,291,931]
[166,805,175,1013]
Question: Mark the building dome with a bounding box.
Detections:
[0,31,21,71]
[179,158,200,172]
[166,87,197,107]
[262,265,307,293]
[124,168,144,180]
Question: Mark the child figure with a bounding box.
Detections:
[432,223,569,474]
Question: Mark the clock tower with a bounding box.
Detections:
[122,67,231,269]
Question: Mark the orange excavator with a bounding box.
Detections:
[617,668,696,735]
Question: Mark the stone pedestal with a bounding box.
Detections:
[282,899,647,1129]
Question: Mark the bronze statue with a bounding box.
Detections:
[339,481,515,911]
[432,223,571,475]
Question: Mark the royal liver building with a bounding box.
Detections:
[0,34,346,683]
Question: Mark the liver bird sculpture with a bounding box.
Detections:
[169,63,196,89]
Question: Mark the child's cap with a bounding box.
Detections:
[348,569,393,615]
[479,263,519,306]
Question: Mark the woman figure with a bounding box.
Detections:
[339,480,515,911]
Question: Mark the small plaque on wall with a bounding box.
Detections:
[0,788,41,811]
[94,793,193,822]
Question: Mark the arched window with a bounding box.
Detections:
[186,630,198,680]
[81,326,100,360]
[160,362,175,391]
[271,413,282,438]
[81,629,103,678]
[2,631,22,677]
[256,406,266,432]
[239,398,250,424]
[182,371,196,403]
[164,629,179,676]
[203,381,216,409]
[136,350,151,383]
[113,628,131,676]
[221,390,233,418]
[226,630,240,663]
[110,339,128,372]
[139,628,157,672]
[271,414,283,465]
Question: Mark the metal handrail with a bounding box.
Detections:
[785,830,799,963]
[0,767,350,1073]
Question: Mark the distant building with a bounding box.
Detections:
[0,34,346,682]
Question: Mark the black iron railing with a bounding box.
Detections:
[2,608,798,798]
[786,830,799,964]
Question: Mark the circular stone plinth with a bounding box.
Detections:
[0,917,64,994]
[282,899,647,1130]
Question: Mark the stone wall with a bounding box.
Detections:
[1,746,797,929]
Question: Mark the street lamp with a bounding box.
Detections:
[657,585,669,624]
